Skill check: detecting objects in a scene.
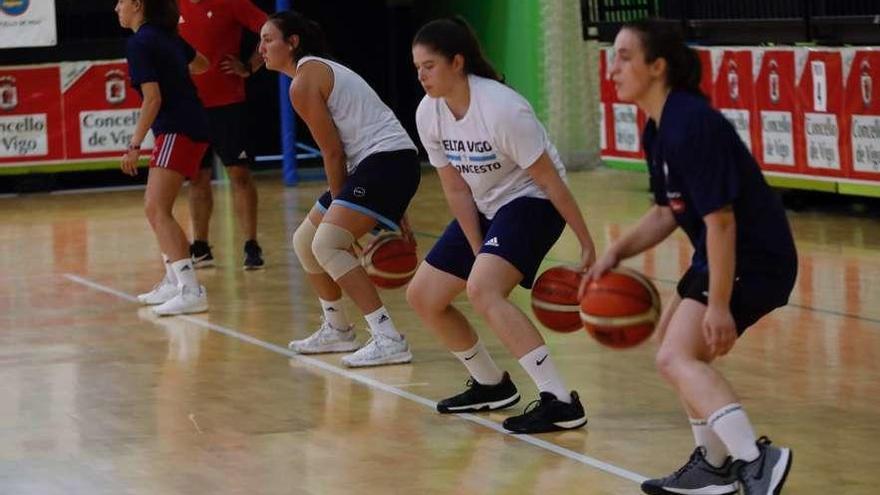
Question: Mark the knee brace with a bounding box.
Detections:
[312,223,359,281]
[292,219,324,274]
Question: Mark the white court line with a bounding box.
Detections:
[64,273,648,485]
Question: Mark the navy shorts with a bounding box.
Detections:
[676,263,797,334]
[317,149,420,231]
[200,103,250,169]
[425,196,565,289]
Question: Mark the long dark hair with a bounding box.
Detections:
[413,17,502,82]
[267,10,331,60]
[622,19,703,97]
[142,0,179,33]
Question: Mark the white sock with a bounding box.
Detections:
[518,345,570,403]
[319,298,350,331]
[708,403,760,462]
[364,306,401,340]
[170,258,198,290]
[452,339,504,386]
[162,254,177,285]
[690,417,729,467]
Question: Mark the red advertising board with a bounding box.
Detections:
[61,60,153,160]
[0,65,64,165]
[797,49,847,177]
[754,49,803,173]
[696,47,715,102]
[843,48,880,180]
[713,49,757,154]
[598,48,612,154]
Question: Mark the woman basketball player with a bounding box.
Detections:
[260,11,420,368]
[407,18,597,434]
[589,20,797,495]
[117,0,210,316]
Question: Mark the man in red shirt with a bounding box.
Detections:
[179,0,268,269]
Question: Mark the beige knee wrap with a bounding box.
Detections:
[292,219,324,274]
[312,223,359,281]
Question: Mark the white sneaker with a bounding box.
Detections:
[288,320,360,354]
[152,285,208,316]
[137,277,178,305]
[341,333,412,368]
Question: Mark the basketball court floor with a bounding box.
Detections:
[1,168,878,494]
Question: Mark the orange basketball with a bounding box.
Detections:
[531,266,584,333]
[579,267,660,349]
[361,232,418,289]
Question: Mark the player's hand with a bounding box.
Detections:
[221,55,250,78]
[120,149,139,176]
[703,304,737,358]
[576,244,596,273]
[580,250,618,299]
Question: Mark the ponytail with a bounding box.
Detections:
[268,10,331,61]
[142,0,179,33]
[622,19,703,97]
[413,17,502,82]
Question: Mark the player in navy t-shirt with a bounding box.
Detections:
[116,0,211,316]
[587,20,796,495]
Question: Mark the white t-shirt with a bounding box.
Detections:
[297,56,416,173]
[416,75,566,219]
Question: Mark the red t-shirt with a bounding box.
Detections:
[179,0,267,108]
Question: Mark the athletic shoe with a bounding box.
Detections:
[341,333,412,367]
[152,285,208,316]
[502,391,588,434]
[436,371,520,413]
[734,437,793,495]
[190,241,215,268]
[288,320,360,354]
[243,240,264,270]
[136,277,178,305]
[641,447,740,495]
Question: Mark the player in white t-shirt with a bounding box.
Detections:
[260,11,420,368]
[407,18,597,434]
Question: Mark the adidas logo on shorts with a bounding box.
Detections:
[484,237,500,247]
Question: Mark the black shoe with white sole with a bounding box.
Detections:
[502,391,588,434]
[437,371,520,414]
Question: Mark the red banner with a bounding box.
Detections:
[696,48,715,102]
[61,60,153,160]
[0,65,64,165]
[843,48,880,180]
[753,49,802,172]
[714,49,757,154]
[798,49,847,177]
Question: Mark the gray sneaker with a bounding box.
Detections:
[735,437,792,495]
[641,447,739,495]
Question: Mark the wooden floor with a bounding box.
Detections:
[1,168,878,494]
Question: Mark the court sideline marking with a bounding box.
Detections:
[64,273,647,485]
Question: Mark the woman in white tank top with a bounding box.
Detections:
[259,11,420,368]
[407,18,598,435]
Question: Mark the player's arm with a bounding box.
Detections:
[437,165,483,255]
[121,82,161,176]
[526,152,597,270]
[290,63,347,198]
[190,52,210,74]
[586,205,677,282]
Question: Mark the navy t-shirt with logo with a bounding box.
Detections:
[125,23,209,141]
[643,90,796,275]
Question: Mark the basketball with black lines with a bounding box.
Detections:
[361,232,418,289]
[580,267,660,349]
[531,266,584,333]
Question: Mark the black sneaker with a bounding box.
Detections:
[502,391,587,434]
[190,240,215,268]
[437,371,520,413]
[243,240,264,270]
[641,447,739,495]
[733,437,792,495]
